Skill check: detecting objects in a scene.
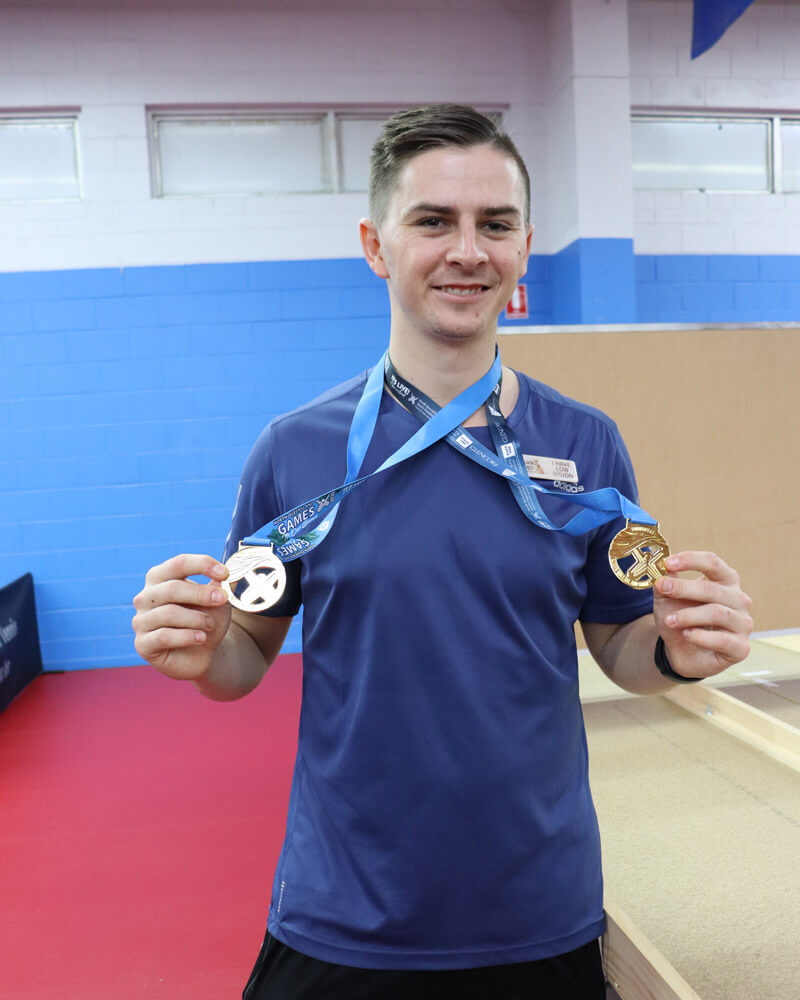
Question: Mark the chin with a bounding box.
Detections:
[428,320,494,343]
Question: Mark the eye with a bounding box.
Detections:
[417,217,446,229]
[484,221,512,234]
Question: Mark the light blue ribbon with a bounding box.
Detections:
[245,350,656,561]
[244,351,503,559]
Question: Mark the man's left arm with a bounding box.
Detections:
[583,551,754,695]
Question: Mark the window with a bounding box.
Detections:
[780,120,800,193]
[149,107,507,198]
[631,116,770,193]
[151,114,328,196]
[337,116,386,193]
[0,113,81,201]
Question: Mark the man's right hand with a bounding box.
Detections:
[132,554,232,682]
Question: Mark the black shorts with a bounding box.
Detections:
[243,933,606,1000]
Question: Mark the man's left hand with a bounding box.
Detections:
[654,551,753,680]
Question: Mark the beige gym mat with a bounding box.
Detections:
[585,695,800,1000]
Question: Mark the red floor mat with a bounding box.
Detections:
[1,656,302,999]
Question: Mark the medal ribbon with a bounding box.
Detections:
[243,350,503,559]
[382,357,657,536]
[243,350,657,562]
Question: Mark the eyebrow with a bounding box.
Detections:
[482,205,523,219]
[405,202,522,220]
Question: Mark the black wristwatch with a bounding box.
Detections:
[654,636,701,684]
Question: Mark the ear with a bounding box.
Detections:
[359,218,389,279]
[518,222,534,280]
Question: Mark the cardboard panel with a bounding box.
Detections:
[499,327,800,633]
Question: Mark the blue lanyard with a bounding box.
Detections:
[244,351,503,560]
[244,351,656,561]
[383,357,657,536]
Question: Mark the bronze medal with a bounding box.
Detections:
[222,543,287,613]
[608,520,670,590]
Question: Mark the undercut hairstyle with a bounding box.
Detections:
[368,104,531,227]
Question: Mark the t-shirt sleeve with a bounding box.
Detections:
[579,422,655,624]
[222,421,303,617]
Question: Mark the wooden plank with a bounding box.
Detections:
[665,683,800,774]
[603,900,702,1000]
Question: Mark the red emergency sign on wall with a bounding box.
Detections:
[505,283,528,320]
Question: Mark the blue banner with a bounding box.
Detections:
[692,0,755,59]
[0,573,43,714]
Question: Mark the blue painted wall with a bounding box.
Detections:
[0,257,537,670]
[550,239,637,325]
[636,254,800,323]
[2,249,797,670]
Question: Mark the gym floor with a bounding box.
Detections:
[3,634,798,998]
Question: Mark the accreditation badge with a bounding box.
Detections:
[523,454,579,483]
[608,520,670,590]
[222,543,287,612]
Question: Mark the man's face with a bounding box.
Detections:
[361,144,532,347]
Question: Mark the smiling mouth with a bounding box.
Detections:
[436,285,489,297]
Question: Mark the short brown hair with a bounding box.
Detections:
[368,104,531,226]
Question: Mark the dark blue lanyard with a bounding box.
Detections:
[383,356,657,536]
[244,351,657,561]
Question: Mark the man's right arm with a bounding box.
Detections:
[195,608,292,701]
[132,553,291,702]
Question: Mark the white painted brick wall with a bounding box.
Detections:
[545,0,635,247]
[5,0,798,269]
[571,0,631,78]
[0,0,556,271]
[630,0,800,254]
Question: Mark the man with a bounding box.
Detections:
[133,105,752,1000]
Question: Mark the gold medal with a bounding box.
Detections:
[221,543,287,613]
[608,520,670,590]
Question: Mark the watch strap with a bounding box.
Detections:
[654,635,701,684]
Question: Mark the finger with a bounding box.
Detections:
[663,603,754,635]
[145,554,228,588]
[656,573,750,610]
[662,551,739,585]
[133,604,218,635]
[134,578,228,612]
[134,625,210,661]
[670,624,751,664]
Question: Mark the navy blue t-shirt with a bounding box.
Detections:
[224,368,653,970]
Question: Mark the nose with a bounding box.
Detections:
[446,222,489,268]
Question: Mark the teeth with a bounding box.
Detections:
[440,286,484,296]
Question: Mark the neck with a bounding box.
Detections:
[387,334,518,426]
[387,328,495,400]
